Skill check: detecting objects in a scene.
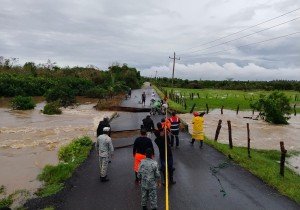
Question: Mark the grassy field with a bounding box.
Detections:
[205,138,300,204]
[160,87,300,113]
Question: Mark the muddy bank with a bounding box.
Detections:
[0,98,114,196]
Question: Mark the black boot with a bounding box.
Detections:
[142,206,148,210]
[169,170,176,185]
[190,138,195,145]
[135,172,139,183]
[101,175,109,182]
[199,140,203,149]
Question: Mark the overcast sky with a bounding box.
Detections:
[0,0,299,80]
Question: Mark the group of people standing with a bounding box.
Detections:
[96,98,206,209]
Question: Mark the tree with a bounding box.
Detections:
[250,91,291,124]
[24,62,37,76]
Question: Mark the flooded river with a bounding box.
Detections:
[0,97,114,195]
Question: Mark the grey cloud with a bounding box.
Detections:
[0,0,299,80]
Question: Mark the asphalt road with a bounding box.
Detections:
[26,86,300,210]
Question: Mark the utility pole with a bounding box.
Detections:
[169,52,180,87]
[155,70,157,80]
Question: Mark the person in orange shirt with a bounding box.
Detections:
[161,118,171,132]
[133,129,154,183]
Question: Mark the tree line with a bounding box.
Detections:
[0,58,142,99]
[150,77,300,91]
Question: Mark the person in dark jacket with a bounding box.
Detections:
[133,129,154,182]
[153,122,176,185]
[142,114,155,138]
[97,116,111,137]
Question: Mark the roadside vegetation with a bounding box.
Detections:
[205,138,300,203]
[36,137,93,197]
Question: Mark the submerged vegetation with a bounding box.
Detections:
[43,101,62,115]
[0,186,30,209]
[37,137,93,197]
[11,95,36,110]
[250,91,292,124]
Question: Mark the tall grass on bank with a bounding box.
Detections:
[37,137,93,197]
[205,139,300,203]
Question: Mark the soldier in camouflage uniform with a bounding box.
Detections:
[138,148,161,210]
[97,127,114,182]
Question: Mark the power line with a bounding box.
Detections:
[181,17,300,56]
[177,7,300,55]
[181,32,300,59]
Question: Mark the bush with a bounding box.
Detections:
[43,101,62,115]
[11,96,36,110]
[44,85,76,107]
[85,86,107,98]
[250,91,291,124]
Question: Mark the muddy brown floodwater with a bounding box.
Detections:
[179,109,300,174]
[0,97,114,197]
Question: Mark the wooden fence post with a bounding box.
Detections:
[221,105,224,115]
[294,104,297,116]
[247,123,251,158]
[280,141,287,177]
[236,104,240,115]
[206,103,209,114]
[214,120,222,141]
[227,120,233,149]
[190,103,196,113]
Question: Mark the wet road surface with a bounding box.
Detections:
[27,86,300,210]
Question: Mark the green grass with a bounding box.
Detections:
[159,87,300,113]
[205,138,300,203]
[37,136,93,197]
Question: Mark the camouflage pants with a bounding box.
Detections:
[99,157,109,177]
[141,187,157,209]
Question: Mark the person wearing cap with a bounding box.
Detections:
[190,112,205,149]
[133,129,154,183]
[169,112,181,148]
[97,127,114,182]
[97,116,111,137]
[142,114,155,138]
[138,148,161,210]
